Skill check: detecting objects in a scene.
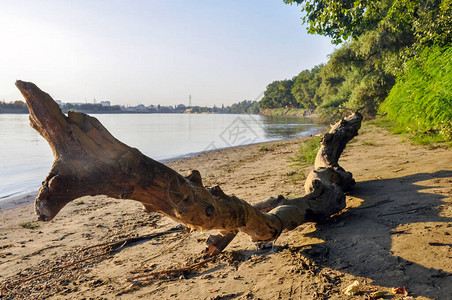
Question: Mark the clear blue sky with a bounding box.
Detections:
[0,0,336,106]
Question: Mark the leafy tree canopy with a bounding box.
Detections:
[260,79,298,109]
[284,0,451,48]
[256,0,452,127]
[228,100,260,114]
[284,0,391,43]
[292,65,323,108]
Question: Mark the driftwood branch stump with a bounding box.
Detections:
[16,80,362,248]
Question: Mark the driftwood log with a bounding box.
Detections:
[16,80,362,250]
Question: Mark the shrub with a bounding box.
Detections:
[380,46,452,141]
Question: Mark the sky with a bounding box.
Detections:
[0,0,336,107]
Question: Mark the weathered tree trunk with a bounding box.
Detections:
[206,116,362,253]
[16,80,362,245]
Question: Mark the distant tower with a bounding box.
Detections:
[189,94,192,107]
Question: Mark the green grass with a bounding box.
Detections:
[19,221,40,229]
[286,169,307,184]
[259,143,282,152]
[285,136,322,184]
[290,136,322,166]
[410,131,452,148]
[365,117,396,132]
[367,117,452,148]
[379,45,452,143]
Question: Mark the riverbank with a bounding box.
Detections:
[259,107,315,117]
[0,124,451,299]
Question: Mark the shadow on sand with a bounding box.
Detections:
[301,170,452,299]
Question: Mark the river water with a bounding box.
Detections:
[0,113,323,201]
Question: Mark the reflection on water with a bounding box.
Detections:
[261,115,318,139]
[0,113,324,199]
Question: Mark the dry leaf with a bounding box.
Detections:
[370,291,386,298]
[342,280,360,296]
[392,286,408,296]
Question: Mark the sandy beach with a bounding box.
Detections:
[0,124,451,299]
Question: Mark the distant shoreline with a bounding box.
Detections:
[0,110,224,115]
[259,107,319,118]
[0,191,38,210]
[1,108,318,117]
[0,110,253,115]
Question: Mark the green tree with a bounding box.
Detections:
[284,0,451,52]
[260,79,297,109]
[291,65,323,108]
[398,0,452,60]
[229,100,260,114]
[284,0,392,44]
[278,0,452,120]
[13,100,26,107]
[314,28,397,115]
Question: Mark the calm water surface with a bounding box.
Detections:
[0,113,323,200]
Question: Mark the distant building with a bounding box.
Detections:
[100,101,111,107]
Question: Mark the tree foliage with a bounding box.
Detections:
[317,28,399,115]
[403,0,452,59]
[259,79,298,109]
[228,100,260,114]
[259,0,451,138]
[60,103,122,113]
[269,0,449,117]
[283,0,451,47]
[292,65,323,108]
[0,100,29,113]
[284,0,391,44]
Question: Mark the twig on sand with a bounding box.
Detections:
[6,252,111,287]
[355,199,393,210]
[141,231,191,264]
[378,205,431,217]
[127,257,214,282]
[22,244,63,258]
[79,226,183,253]
[3,226,183,289]
[428,242,452,247]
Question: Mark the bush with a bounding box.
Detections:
[380,46,452,141]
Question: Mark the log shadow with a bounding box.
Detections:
[303,170,452,299]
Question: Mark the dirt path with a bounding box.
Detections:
[0,124,451,299]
